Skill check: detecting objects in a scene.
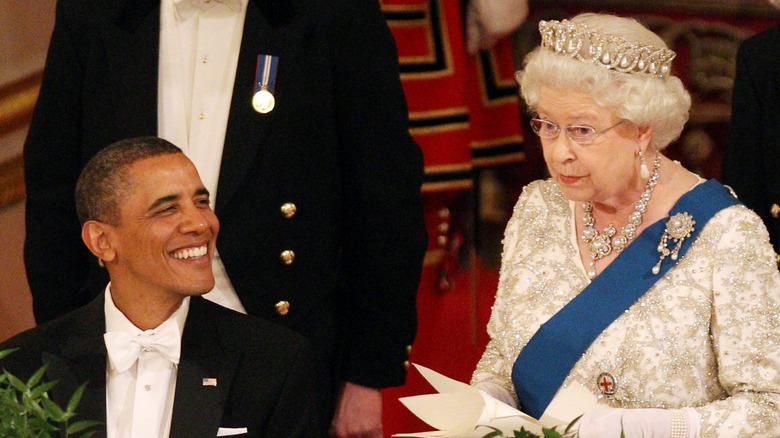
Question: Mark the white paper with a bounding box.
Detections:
[540,380,600,428]
[394,363,601,437]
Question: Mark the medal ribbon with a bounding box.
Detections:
[254,54,279,94]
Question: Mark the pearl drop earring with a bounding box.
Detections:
[639,150,650,179]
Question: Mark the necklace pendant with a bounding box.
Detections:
[579,156,661,266]
[589,234,612,259]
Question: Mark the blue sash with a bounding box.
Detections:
[511,179,739,419]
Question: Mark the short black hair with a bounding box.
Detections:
[75,136,182,225]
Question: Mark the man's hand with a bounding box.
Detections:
[328,382,383,438]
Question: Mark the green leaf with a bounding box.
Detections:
[41,396,68,422]
[0,397,26,413]
[542,428,565,438]
[0,349,100,437]
[22,395,48,419]
[29,380,58,400]
[0,348,19,360]
[66,382,89,414]
[67,420,103,434]
[26,364,49,389]
[564,414,583,434]
[6,372,28,393]
[476,425,507,438]
[517,427,544,438]
[472,415,587,438]
[28,416,58,431]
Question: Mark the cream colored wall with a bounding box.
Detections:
[0,1,55,83]
[0,0,57,341]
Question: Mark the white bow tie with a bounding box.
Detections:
[104,324,181,374]
[173,0,243,21]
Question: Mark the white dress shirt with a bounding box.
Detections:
[158,0,249,313]
[104,285,190,438]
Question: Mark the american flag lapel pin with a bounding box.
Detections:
[202,378,218,387]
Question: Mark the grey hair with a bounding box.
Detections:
[518,13,691,150]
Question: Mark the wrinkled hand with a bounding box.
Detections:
[576,407,671,438]
[328,382,383,438]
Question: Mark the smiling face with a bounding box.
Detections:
[537,86,650,206]
[91,153,219,305]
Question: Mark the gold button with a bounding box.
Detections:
[280,250,295,265]
[280,202,297,219]
[275,301,291,316]
[406,345,412,355]
[771,204,780,219]
[404,360,411,370]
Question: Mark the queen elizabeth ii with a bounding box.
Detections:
[471,12,780,437]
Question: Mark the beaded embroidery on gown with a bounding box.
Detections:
[472,179,780,437]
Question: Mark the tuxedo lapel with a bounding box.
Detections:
[169,298,241,437]
[216,0,310,213]
[101,0,160,138]
[44,347,107,434]
[43,296,108,435]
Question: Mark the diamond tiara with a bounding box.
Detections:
[539,19,676,78]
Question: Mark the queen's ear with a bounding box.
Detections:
[637,125,653,150]
[81,221,117,264]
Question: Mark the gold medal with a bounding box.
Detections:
[253,54,279,114]
[252,89,275,114]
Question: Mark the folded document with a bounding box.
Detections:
[393,364,600,437]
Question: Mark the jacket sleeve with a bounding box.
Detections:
[722,36,766,220]
[695,206,780,436]
[264,338,322,437]
[24,0,95,323]
[330,0,427,388]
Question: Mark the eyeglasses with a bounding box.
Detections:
[529,118,626,145]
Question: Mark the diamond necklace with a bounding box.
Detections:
[581,155,660,279]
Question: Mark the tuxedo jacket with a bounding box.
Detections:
[0,295,321,437]
[723,24,780,256]
[23,0,427,400]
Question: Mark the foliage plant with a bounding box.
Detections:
[0,349,101,437]
[478,414,629,438]
[478,415,585,438]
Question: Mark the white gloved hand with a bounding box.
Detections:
[575,407,671,438]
